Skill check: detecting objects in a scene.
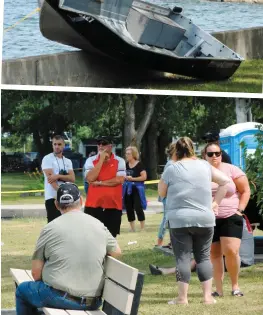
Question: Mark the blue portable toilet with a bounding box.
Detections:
[219,122,263,170]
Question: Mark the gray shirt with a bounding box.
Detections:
[32,211,117,297]
[162,159,215,228]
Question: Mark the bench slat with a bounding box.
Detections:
[43,308,69,315]
[105,257,138,290]
[10,268,32,285]
[43,308,106,315]
[26,269,34,280]
[103,278,134,315]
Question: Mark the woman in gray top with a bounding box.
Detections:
[158,137,230,305]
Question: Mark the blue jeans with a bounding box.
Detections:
[157,199,168,240]
[16,281,102,315]
[84,181,89,194]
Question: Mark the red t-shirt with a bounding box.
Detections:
[84,154,126,210]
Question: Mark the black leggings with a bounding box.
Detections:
[124,187,145,222]
[45,198,61,223]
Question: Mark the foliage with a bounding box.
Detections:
[24,170,44,191]
[243,125,263,215]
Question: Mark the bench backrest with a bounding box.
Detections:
[102,256,139,315]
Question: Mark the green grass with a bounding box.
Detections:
[136,60,263,93]
[1,173,159,204]
[2,215,263,314]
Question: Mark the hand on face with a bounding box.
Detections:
[99,148,110,161]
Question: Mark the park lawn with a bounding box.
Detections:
[1,173,159,204]
[138,60,263,93]
[2,214,263,314]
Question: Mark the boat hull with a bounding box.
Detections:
[39,0,242,80]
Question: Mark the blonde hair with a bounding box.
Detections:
[166,143,176,159]
[175,137,195,160]
[125,146,140,160]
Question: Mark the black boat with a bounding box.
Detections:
[38,0,244,80]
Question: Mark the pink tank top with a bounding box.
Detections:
[211,163,245,219]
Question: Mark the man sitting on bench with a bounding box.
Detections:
[15,182,122,315]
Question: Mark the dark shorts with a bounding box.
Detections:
[212,213,243,243]
[84,207,122,237]
[45,198,61,223]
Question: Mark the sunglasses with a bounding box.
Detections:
[206,151,222,158]
[98,141,110,146]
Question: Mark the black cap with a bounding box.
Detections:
[96,136,113,145]
[57,183,80,204]
[202,132,220,142]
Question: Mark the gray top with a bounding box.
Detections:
[32,211,117,297]
[162,159,215,228]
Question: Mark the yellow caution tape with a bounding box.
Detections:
[1,181,159,194]
[4,8,40,33]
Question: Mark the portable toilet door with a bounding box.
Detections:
[220,122,263,170]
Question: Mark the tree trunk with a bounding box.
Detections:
[123,95,157,151]
[144,120,158,180]
[236,99,252,123]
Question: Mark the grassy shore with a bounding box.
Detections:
[137,60,263,93]
[2,215,263,314]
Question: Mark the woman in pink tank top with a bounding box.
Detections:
[204,143,250,298]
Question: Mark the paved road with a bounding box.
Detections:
[1,201,163,218]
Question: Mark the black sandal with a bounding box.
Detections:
[232,290,244,297]
[212,291,223,297]
[149,264,162,275]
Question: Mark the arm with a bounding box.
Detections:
[107,243,122,258]
[32,260,44,281]
[56,169,75,183]
[43,169,59,191]
[211,166,231,206]
[106,229,122,257]
[234,176,251,211]
[158,179,168,198]
[126,170,147,182]
[87,152,108,182]
[91,176,125,187]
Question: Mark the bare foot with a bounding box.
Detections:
[168,299,188,305]
[204,298,216,304]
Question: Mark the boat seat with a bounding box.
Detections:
[126,8,186,50]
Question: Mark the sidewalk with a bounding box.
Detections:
[1,201,163,218]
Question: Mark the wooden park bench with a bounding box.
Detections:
[10,256,144,315]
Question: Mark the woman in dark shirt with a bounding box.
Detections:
[124,146,147,232]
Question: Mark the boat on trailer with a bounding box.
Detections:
[38,0,244,80]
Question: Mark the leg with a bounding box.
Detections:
[45,199,61,223]
[103,209,122,238]
[221,237,242,293]
[133,188,145,231]
[210,242,224,296]
[170,228,193,304]
[220,214,244,294]
[192,227,214,304]
[84,207,104,224]
[124,193,136,232]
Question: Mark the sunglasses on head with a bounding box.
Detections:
[206,151,222,158]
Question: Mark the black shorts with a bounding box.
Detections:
[84,207,122,237]
[212,213,243,243]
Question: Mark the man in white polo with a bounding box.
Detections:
[41,134,75,222]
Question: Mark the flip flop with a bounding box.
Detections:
[232,290,244,297]
[212,291,223,297]
[149,264,162,275]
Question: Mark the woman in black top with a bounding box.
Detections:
[124,146,147,232]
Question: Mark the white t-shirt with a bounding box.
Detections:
[41,153,73,200]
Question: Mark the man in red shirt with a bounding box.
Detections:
[84,137,126,237]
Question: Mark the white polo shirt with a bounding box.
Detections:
[41,153,73,200]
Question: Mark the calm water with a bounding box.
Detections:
[3,0,263,59]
